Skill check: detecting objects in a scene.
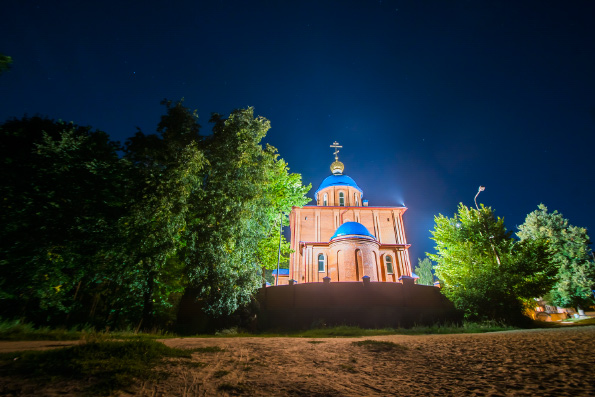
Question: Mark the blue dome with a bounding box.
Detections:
[330,222,376,240]
[314,175,363,200]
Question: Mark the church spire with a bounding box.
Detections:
[329,141,345,175]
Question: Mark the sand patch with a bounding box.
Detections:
[1,326,594,396]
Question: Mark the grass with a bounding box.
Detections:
[204,323,514,338]
[289,322,517,338]
[0,319,176,341]
[399,321,516,335]
[218,382,248,393]
[2,317,581,343]
[297,325,398,338]
[0,339,196,396]
[0,319,85,341]
[560,317,595,325]
[352,340,408,352]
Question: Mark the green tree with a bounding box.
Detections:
[255,154,310,274]
[517,204,595,310]
[121,99,207,329]
[0,116,127,324]
[0,102,310,329]
[415,257,435,286]
[0,54,12,74]
[182,108,309,315]
[429,204,554,324]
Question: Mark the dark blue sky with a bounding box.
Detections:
[2,1,594,263]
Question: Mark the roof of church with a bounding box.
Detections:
[314,174,363,200]
[330,221,376,240]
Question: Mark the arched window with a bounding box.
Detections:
[323,193,328,206]
[355,193,359,207]
[318,254,325,272]
[339,192,345,206]
[385,255,394,274]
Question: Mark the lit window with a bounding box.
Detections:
[318,254,325,272]
[386,256,394,274]
[323,193,328,206]
[339,192,345,206]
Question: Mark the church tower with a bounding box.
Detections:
[286,142,412,284]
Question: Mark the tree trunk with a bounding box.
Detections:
[142,270,156,330]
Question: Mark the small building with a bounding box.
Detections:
[288,142,412,284]
[271,268,289,285]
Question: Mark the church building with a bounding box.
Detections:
[284,142,413,285]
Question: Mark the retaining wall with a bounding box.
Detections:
[256,279,461,330]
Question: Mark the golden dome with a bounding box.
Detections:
[330,160,344,175]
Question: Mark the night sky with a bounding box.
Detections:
[2,1,594,263]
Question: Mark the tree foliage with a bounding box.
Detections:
[517,204,595,309]
[0,102,310,329]
[182,108,309,315]
[414,257,435,286]
[0,116,127,324]
[429,204,554,324]
[0,54,11,75]
[120,99,207,328]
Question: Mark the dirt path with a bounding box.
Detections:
[1,326,594,396]
[149,326,595,396]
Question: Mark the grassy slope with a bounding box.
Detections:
[4,317,595,341]
[0,339,197,396]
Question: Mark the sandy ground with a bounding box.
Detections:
[1,326,594,396]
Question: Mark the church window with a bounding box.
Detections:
[355,194,359,206]
[318,254,325,272]
[323,193,328,206]
[386,255,394,274]
[339,192,345,206]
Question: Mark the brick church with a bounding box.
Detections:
[280,142,413,285]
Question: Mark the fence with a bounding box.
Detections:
[255,278,461,329]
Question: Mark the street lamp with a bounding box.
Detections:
[473,185,501,265]
[474,186,485,210]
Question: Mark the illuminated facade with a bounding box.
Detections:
[285,142,412,285]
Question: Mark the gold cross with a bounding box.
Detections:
[330,141,342,161]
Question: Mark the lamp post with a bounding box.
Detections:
[473,185,501,266]
[474,186,485,210]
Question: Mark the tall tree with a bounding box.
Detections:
[429,204,554,324]
[517,204,595,310]
[183,108,309,315]
[121,99,206,329]
[415,257,435,286]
